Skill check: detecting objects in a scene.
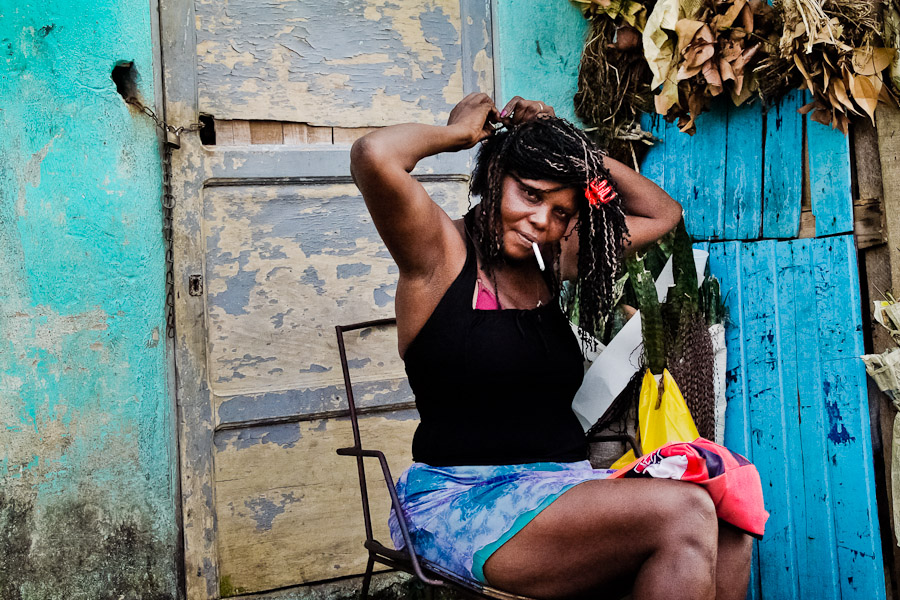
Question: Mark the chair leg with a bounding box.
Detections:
[360,555,375,600]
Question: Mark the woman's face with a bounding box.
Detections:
[498,173,579,262]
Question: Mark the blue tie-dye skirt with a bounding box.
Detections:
[388,461,614,583]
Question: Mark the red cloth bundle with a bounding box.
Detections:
[609,438,769,538]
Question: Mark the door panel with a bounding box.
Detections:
[214,411,419,594]
[203,181,467,397]
[194,0,491,126]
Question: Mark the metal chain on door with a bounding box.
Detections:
[127,97,203,338]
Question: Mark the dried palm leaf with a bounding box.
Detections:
[655,0,773,132]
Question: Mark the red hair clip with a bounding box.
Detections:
[586,179,615,207]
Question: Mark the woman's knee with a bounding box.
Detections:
[655,484,718,555]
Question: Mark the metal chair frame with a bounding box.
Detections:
[335,318,641,600]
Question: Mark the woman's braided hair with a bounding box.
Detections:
[469,116,629,346]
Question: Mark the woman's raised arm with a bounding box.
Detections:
[559,155,682,281]
[350,93,500,277]
[604,156,683,254]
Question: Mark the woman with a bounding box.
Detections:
[350,93,753,600]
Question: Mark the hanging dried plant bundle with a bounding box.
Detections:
[777,0,897,133]
[650,0,778,133]
[571,0,899,136]
[574,0,657,165]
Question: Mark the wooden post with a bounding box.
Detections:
[865,105,900,600]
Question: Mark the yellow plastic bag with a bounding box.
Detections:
[610,368,700,469]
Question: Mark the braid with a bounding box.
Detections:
[473,133,514,272]
[577,147,628,347]
[470,116,630,350]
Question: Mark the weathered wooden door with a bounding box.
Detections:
[158,1,494,597]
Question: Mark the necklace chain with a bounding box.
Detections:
[477,268,547,309]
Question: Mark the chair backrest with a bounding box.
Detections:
[335,318,397,539]
[335,319,448,588]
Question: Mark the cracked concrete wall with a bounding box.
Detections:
[0,1,178,599]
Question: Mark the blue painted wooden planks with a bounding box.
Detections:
[723,101,764,239]
[640,108,728,240]
[710,236,885,600]
[707,241,761,600]
[739,239,801,598]
[637,88,852,242]
[807,105,853,236]
[641,100,764,241]
[763,90,805,239]
[780,239,840,599]
[683,106,729,239]
[813,238,883,598]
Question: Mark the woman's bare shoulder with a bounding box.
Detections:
[395,216,468,357]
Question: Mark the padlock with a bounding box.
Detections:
[166,129,181,150]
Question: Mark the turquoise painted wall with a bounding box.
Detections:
[495,0,588,123]
[0,1,178,599]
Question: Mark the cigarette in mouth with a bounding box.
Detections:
[532,242,545,271]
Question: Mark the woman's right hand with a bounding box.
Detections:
[446,93,501,150]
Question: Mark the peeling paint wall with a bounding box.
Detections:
[195,0,475,126]
[0,2,178,599]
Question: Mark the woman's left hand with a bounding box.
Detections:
[499,96,555,127]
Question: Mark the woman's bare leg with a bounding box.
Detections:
[482,479,719,600]
[715,524,753,600]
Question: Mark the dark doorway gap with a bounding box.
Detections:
[198,115,216,145]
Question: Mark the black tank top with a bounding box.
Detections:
[403,212,588,466]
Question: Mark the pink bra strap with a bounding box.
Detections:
[474,280,500,310]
